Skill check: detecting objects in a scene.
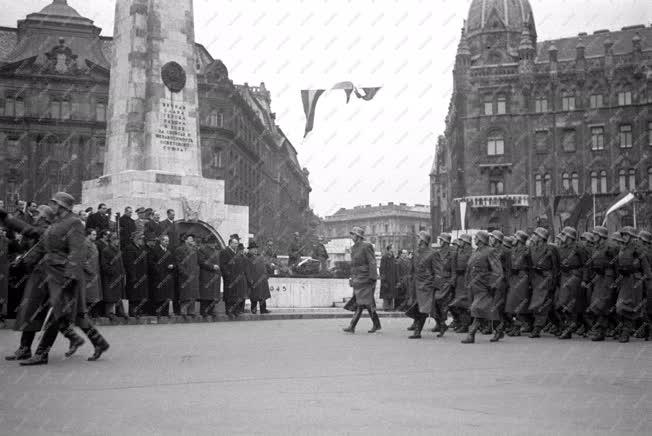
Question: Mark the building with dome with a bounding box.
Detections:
[431,0,652,235]
[0,0,313,247]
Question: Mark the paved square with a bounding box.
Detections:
[1,318,650,435]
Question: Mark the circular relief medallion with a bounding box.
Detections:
[161,61,186,93]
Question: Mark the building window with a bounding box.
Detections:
[562,129,576,152]
[2,96,25,118]
[618,90,632,106]
[50,99,61,119]
[629,169,636,190]
[61,99,71,120]
[562,173,570,192]
[496,95,506,114]
[6,136,21,159]
[590,94,603,109]
[211,147,223,168]
[600,170,607,193]
[535,130,549,152]
[619,124,633,148]
[489,180,504,195]
[96,103,107,122]
[535,96,548,113]
[562,92,576,111]
[590,171,598,193]
[544,173,552,196]
[619,169,627,192]
[591,126,605,150]
[487,133,504,156]
[571,173,579,194]
[483,96,493,115]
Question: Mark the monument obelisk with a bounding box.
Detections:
[82,0,248,241]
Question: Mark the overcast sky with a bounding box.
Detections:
[2,0,650,217]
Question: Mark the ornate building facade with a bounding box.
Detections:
[0,0,312,245]
[324,203,431,252]
[431,0,652,235]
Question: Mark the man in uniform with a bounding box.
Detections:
[175,234,200,319]
[577,232,597,336]
[288,232,302,271]
[343,227,380,334]
[635,230,652,340]
[123,232,149,318]
[487,230,510,342]
[586,227,619,341]
[527,227,559,338]
[379,244,398,311]
[159,209,178,251]
[312,236,329,273]
[405,231,435,339]
[450,233,473,333]
[555,227,589,339]
[431,233,454,337]
[147,234,176,318]
[505,231,532,336]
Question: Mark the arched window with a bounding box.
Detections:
[96,102,107,122]
[628,169,636,190]
[535,174,542,197]
[487,132,504,156]
[544,174,552,196]
[571,173,579,194]
[619,169,627,192]
[590,171,598,193]
[209,110,219,127]
[600,170,608,193]
[562,173,570,191]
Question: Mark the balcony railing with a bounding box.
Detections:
[453,195,529,209]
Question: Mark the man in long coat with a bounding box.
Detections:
[449,233,473,333]
[159,209,178,251]
[144,211,162,247]
[396,249,412,311]
[101,231,128,321]
[585,226,619,341]
[555,227,589,339]
[123,232,149,317]
[505,231,532,336]
[175,234,200,318]
[85,203,110,233]
[405,231,436,339]
[246,242,272,314]
[147,234,176,317]
[198,238,221,318]
[83,228,103,318]
[379,245,398,311]
[614,226,649,343]
[432,233,455,337]
[527,227,559,338]
[460,231,503,344]
[220,237,243,318]
[636,230,652,341]
[119,206,136,248]
[342,226,380,334]
[0,226,9,326]
[487,230,510,342]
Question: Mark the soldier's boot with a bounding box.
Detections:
[260,301,271,314]
[250,301,258,315]
[590,323,605,341]
[368,310,382,333]
[85,327,110,361]
[5,346,32,361]
[520,322,533,334]
[481,321,493,335]
[62,326,86,358]
[19,345,49,366]
[490,322,505,342]
[618,320,632,343]
[436,320,448,338]
[529,325,542,338]
[559,319,576,340]
[343,308,363,333]
[408,317,425,339]
[461,319,479,344]
[407,320,417,331]
[633,322,648,339]
[575,323,587,337]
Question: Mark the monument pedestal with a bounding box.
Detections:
[82,170,248,244]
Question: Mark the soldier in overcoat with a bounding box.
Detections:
[505,231,532,336]
[198,238,221,317]
[246,242,272,314]
[555,227,589,339]
[147,234,176,317]
[343,226,380,334]
[586,226,619,341]
[0,226,8,326]
[461,231,504,344]
[431,233,455,337]
[636,230,652,340]
[449,233,473,333]
[404,231,436,339]
[527,227,559,338]
[487,230,510,342]
[174,234,200,318]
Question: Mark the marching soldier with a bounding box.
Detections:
[431,233,454,337]
[343,227,380,334]
[395,249,411,311]
[404,231,435,339]
[527,227,559,338]
[636,230,651,340]
[487,231,510,342]
[586,227,619,341]
[505,231,532,336]
[614,227,649,343]
[449,233,473,333]
[555,227,589,339]
[577,232,597,336]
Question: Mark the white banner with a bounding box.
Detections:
[460,201,467,231]
[602,193,635,226]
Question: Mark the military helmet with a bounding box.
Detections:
[515,230,529,243]
[459,233,472,244]
[620,226,638,238]
[610,232,625,243]
[417,231,431,245]
[580,232,595,243]
[502,236,515,247]
[534,227,549,240]
[562,227,578,240]
[638,230,652,243]
[475,231,490,245]
[438,233,452,244]
[592,226,609,239]
[490,230,504,241]
[50,192,75,211]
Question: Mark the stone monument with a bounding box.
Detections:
[82,0,248,243]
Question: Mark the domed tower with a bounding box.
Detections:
[465,0,536,65]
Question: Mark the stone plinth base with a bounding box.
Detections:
[266,277,382,308]
[81,170,248,242]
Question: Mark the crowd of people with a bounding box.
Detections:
[348,225,652,344]
[0,194,279,366]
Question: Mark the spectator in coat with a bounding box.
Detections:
[312,236,329,273]
[379,245,398,311]
[119,206,136,249]
[198,238,221,318]
[395,250,412,311]
[159,209,178,250]
[175,234,200,318]
[123,232,149,317]
[83,229,103,318]
[86,203,110,233]
[147,234,176,318]
[144,211,162,247]
[101,232,128,322]
[220,237,240,318]
[246,242,271,314]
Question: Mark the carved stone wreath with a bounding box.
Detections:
[161,61,187,93]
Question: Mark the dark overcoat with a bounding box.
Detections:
[144,220,162,242]
[198,245,221,301]
[505,243,531,314]
[491,244,511,318]
[396,257,412,302]
[118,215,136,248]
[350,240,377,307]
[413,246,435,315]
[246,253,271,302]
[528,242,559,317]
[175,243,200,301]
[434,245,455,302]
[147,244,176,302]
[86,212,109,232]
[641,244,652,316]
[101,244,125,303]
[13,224,49,332]
[466,245,503,320]
[615,243,648,320]
[159,219,179,249]
[379,253,398,300]
[0,234,8,316]
[83,238,102,304]
[450,244,472,310]
[124,241,149,302]
[587,240,618,316]
[556,242,589,313]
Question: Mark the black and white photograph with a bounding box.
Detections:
[0,0,651,434]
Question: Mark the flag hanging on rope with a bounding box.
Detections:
[301,89,326,137]
[602,192,635,226]
[301,82,382,137]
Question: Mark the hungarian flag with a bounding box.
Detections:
[301,89,325,137]
[566,193,592,228]
[602,192,635,226]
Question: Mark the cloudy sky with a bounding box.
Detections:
[2,0,650,216]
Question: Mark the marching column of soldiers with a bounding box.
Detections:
[0,192,275,366]
[366,225,652,343]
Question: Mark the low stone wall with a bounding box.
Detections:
[267,278,381,308]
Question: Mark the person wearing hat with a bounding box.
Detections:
[584,227,620,341]
[174,233,200,320]
[635,230,652,340]
[576,231,598,336]
[123,231,150,318]
[459,231,504,344]
[312,236,330,274]
[288,232,303,271]
[197,237,222,318]
[525,227,560,339]
[554,227,589,340]
[1,193,110,364]
[486,230,510,342]
[220,236,243,319]
[449,233,473,333]
[245,241,272,315]
[613,227,648,343]
[343,226,381,334]
[395,249,412,311]
[147,233,176,318]
[379,244,398,311]
[431,233,455,337]
[505,231,533,336]
[118,206,136,249]
[402,231,436,339]
[144,210,162,248]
